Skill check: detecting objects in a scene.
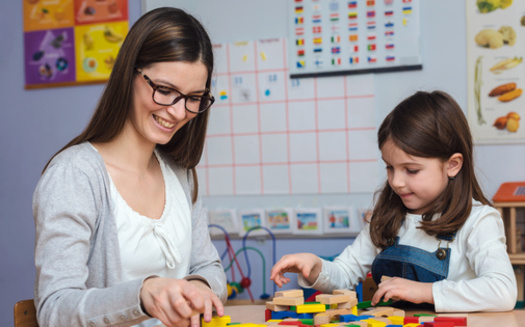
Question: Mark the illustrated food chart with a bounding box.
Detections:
[23,0,128,88]
[289,0,422,77]
[196,38,379,196]
[466,0,525,143]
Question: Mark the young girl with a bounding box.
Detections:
[270,91,517,312]
[33,8,226,327]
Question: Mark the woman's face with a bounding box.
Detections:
[130,61,208,146]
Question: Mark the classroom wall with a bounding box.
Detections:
[1,1,525,326]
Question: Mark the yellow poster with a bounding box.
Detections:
[74,21,128,82]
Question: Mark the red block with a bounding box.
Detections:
[404,316,419,324]
[265,309,271,322]
[424,323,455,327]
[434,317,467,326]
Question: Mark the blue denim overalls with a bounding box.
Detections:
[370,233,455,308]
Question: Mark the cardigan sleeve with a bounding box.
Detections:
[33,158,150,327]
[432,208,517,312]
[185,169,228,303]
[298,224,378,293]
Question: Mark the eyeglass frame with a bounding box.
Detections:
[135,68,215,114]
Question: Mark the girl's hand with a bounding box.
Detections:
[371,277,434,306]
[140,277,224,327]
[270,253,322,288]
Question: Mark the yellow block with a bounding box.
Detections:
[296,303,326,314]
[201,315,231,327]
[386,316,403,325]
[361,319,387,327]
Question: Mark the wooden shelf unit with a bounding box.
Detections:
[493,201,525,258]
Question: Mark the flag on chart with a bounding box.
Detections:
[332,57,341,65]
[368,56,377,63]
[349,56,359,64]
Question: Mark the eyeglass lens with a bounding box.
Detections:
[153,88,212,113]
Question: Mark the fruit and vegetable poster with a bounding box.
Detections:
[23,0,128,89]
[466,0,525,143]
[288,0,422,78]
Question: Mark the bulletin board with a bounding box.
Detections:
[288,0,422,78]
[196,38,379,196]
[466,0,525,144]
[23,0,128,89]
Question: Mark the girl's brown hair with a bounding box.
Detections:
[44,7,214,202]
[370,90,490,249]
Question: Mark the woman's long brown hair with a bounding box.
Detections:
[370,91,491,249]
[43,8,214,203]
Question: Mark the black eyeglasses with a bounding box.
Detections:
[136,68,214,114]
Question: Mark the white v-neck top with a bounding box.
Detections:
[108,150,192,282]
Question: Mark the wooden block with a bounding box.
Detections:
[333,299,358,309]
[386,315,404,325]
[315,294,352,305]
[273,297,304,306]
[345,322,367,327]
[295,303,326,314]
[392,309,405,317]
[313,313,331,325]
[418,316,435,323]
[266,301,290,312]
[313,308,353,325]
[434,316,467,326]
[380,276,391,283]
[274,289,304,298]
[201,315,231,327]
[361,318,388,327]
[364,306,395,317]
[333,289,357,299]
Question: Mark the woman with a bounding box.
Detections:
[33,7,226,327]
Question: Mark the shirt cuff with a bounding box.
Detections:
[184,274,211,288]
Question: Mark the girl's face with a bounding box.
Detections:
[130,61,208,146]
[381,139,450,215]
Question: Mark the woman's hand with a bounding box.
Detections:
[270,253,322,288]
[371,277,434,306]
[140,277,224,327]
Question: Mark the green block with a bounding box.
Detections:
[299,319,314,326]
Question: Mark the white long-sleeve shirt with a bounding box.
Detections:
[299,201,517,312]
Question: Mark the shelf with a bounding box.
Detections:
[510,253,525,265]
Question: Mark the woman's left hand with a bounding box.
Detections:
[371,277,434,306]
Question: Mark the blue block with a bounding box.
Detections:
[339,314,359,322]
[271,310,298,319]
[297,313,313,319]
[356,315,374,321]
